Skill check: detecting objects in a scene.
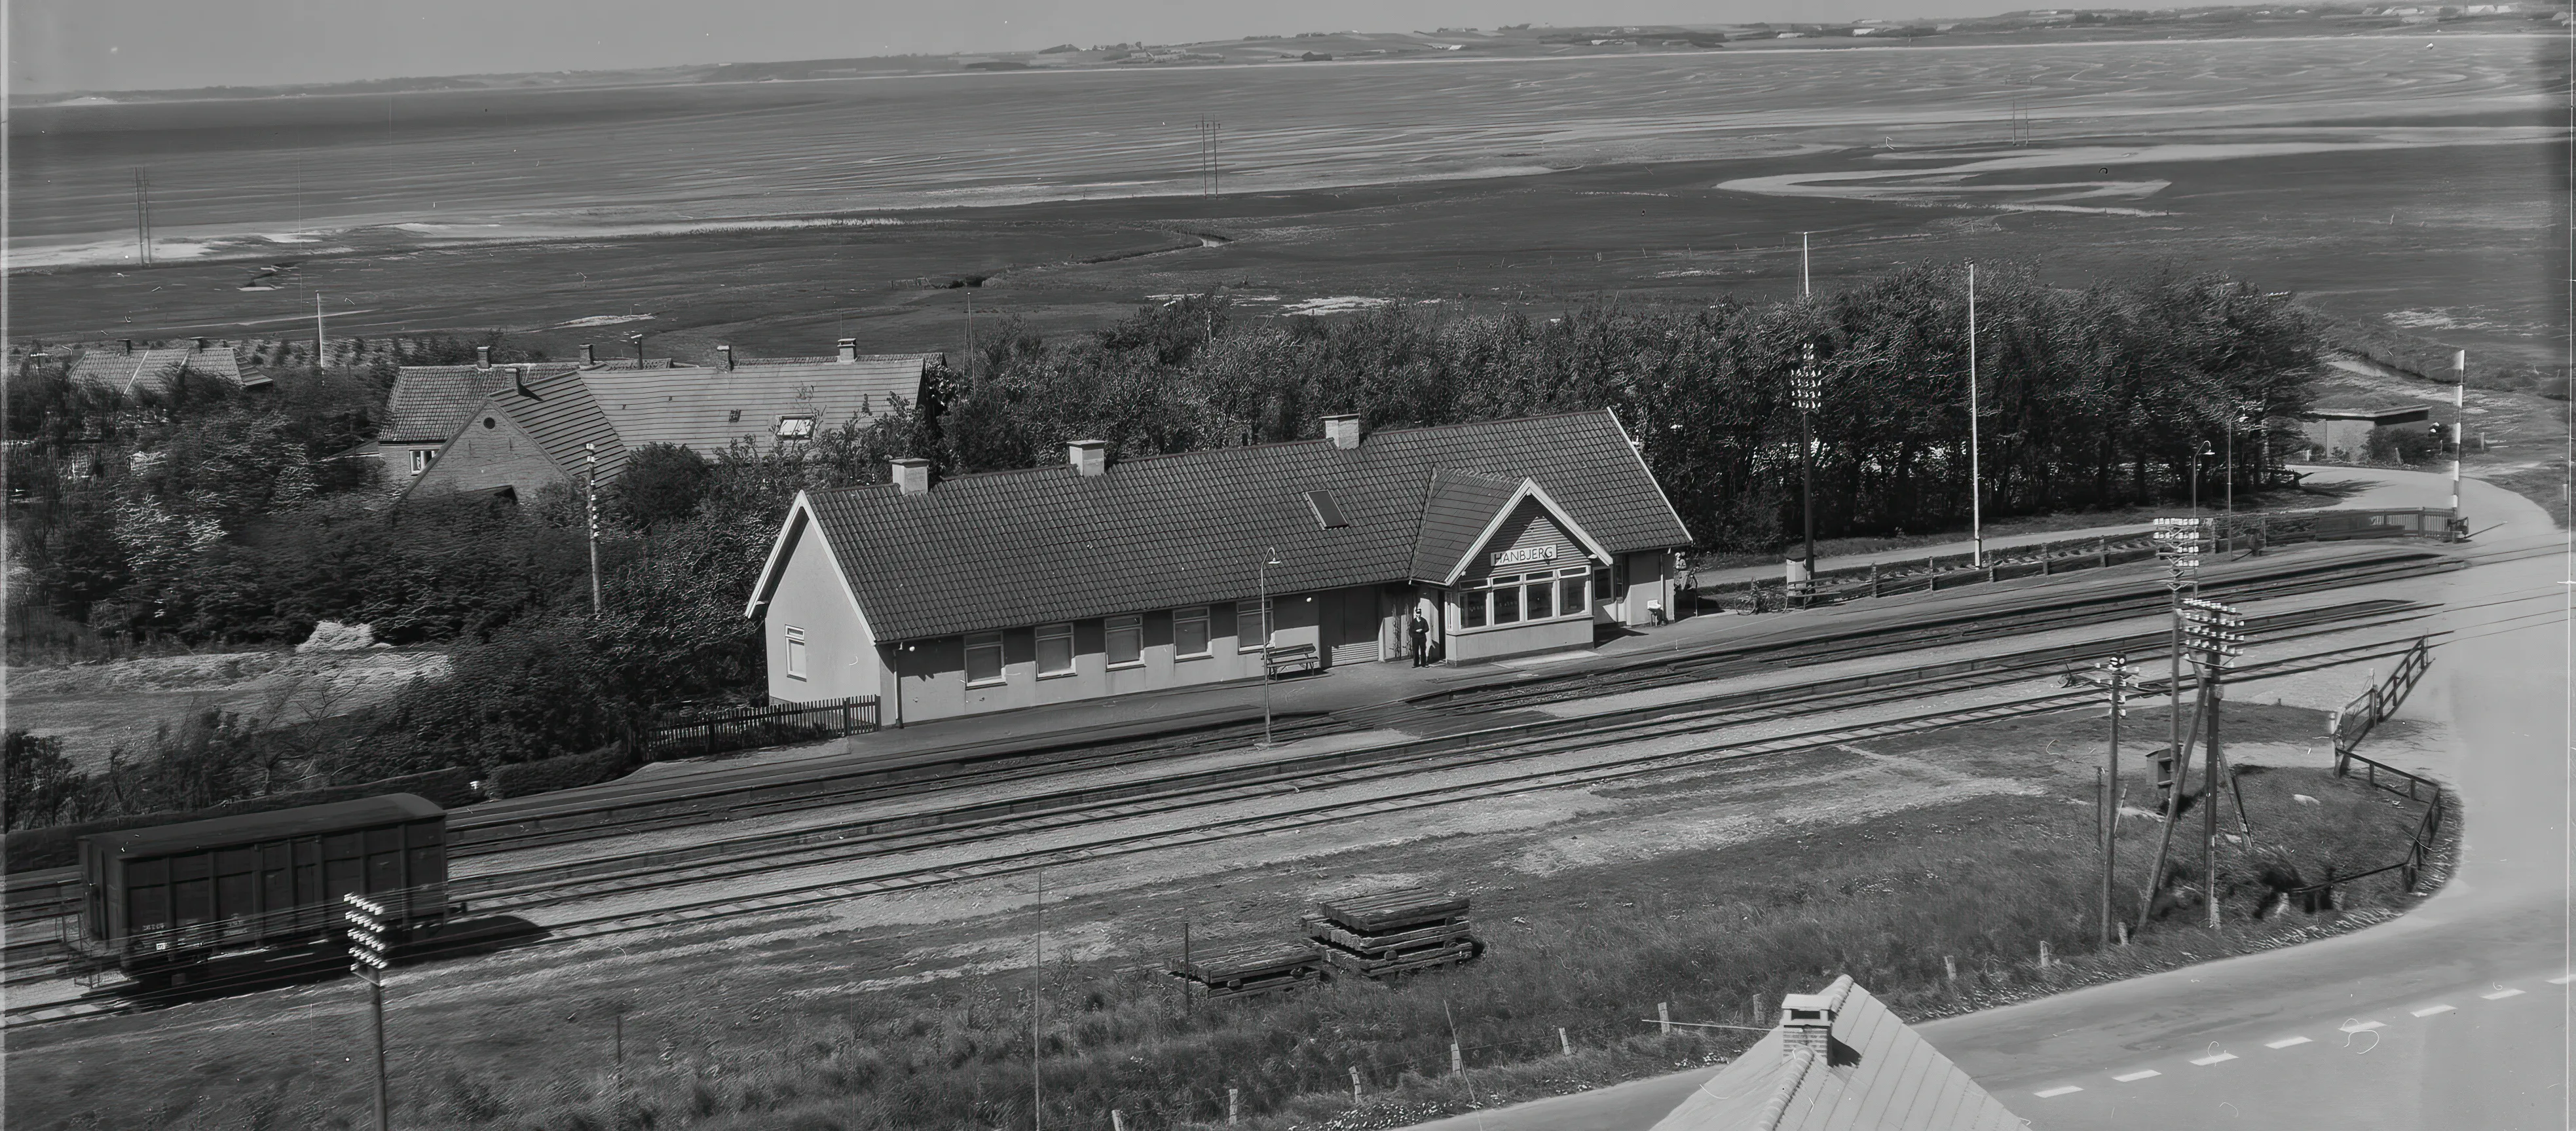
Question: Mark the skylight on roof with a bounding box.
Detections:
[1306,489,1348,528]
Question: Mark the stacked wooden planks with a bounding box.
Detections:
[1168,940,1324,999]
[1303,888,1484,978]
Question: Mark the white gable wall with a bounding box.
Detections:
[764,518,881,705]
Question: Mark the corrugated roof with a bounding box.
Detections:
[586,354,931,453]
[67,348,243,398]
[83,794,444,858]
[793,410,1692,642]
[1648,978,2023,1131]
[1408,468,1521,581]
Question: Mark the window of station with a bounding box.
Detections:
[1036,623,1075,677]
[1174,607,1211,658]
[1492,578,1521,623]
[1559,572,1588,614]
[1106,614,1144,668]
[1237,599,1273,652]
[965,631,1005,686]
[1458,565,1594,630]
[784,625,808,680]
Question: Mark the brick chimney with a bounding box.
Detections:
[1324,413,1363,450]
[582,343,597,365]
[1068,439,1108,477]
[890,456,932,495]
[717,344,734,371]
[512,365,532,398]
[122,339,134,354]
[1779,992,1835,1060]
[475,346,493,371]
[193,337,208,352]
[838,339,860,363]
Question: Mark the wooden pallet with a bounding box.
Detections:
[1313,888,1470,935]
[1307,918,1473,957]
[1316,936,1484,978]
[1169,941,1323,998]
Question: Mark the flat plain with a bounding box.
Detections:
[8,32,2566,375]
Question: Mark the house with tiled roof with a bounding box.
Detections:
[743,410,1692,722]
[401,341,940,504]
[378,344,689,478]
[1649,977,2023,1131]
[68,339,242,398]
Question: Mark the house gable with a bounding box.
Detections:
[402,403,570,502]
[1443,481,1615,585]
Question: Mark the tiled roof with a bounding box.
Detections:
[67,348,242,397]
[1408,468,1521,582]
[386,359,672,445]
[485,368,627,483]
[1648,978,2023,1131]
[586,354,932,453]
[792,410,1692,642]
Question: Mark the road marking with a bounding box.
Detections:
[2190,1052,2239,1066]
[2547,974,2575,985]
[2033,1086,2084,1098]
[2483,988,2526,1000]
[2112,1069,2162,1082]
[2265,1036,2313,1048]
[2341,1020,2385,1033]
[2411,1004,2456,1017]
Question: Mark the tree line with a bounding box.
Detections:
[3,261,2320,819]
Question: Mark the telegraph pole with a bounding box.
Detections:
[585,442,603,616]
[315,293,329,376]
[134,167,155,266]
[345,894,395,1131]
[2072,657,2144,947]
[1791,341,1823,606]
[2179,597,2246,929]
[1799,232,1812,298]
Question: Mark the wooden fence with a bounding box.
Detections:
[1696,506,2463,614]
[633,696,879,762]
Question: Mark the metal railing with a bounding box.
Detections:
[2292,639,2446,901]
[632,696,880,762]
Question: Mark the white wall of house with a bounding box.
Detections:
[762,519,880,705]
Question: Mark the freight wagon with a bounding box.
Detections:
[69,794,458,986]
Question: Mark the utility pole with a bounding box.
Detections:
[134,167,156,266]
[1032,868,1045,1131]
[2151,513,2206,865]
[1799,232,1812,298]
[1966,263,1984,567]
[1791,341,1823,606]
[314,293,329,376]
[2179,597,2246,929]
[345,895,395,1131]
[585,442,603,616]
[1258,547,1280,747]
[2070,656,2142,947]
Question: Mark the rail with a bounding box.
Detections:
[631,696,878,762]
[1696,506,2463,614]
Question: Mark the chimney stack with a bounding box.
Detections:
[582,343,597,365]
[1778,993,1836,1061]
[717,344,734,370]
[1324,413,1363,450]
[193,337,208,353]
[890,456,932,496]
[122,339,134,355]
[512,365,532,398]
[1068,439,1108,477]
[476,346,493,371]
[837,339,859,363]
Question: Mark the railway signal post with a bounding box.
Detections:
[2180,597,2246,930]
[346,893,394,1131]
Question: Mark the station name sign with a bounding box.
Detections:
[1491,545,1559,567]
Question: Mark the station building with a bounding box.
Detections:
[745,410,1694,723]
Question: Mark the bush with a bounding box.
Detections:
[485,747,633,799]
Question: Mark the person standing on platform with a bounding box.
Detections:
[1409,610,1431,667]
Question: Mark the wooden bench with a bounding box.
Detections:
[1263,642,1320,678]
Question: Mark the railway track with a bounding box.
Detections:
[3,626,2440,1025]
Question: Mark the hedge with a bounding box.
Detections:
[485,746,635,800]
[5,767,482,873]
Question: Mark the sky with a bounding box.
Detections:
[12,0,2037,94]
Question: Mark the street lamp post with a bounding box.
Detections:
[1258,547,1281,748]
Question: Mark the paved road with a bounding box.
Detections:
[1413,466,2568,1131]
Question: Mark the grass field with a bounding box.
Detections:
[6,701,2445,1131]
